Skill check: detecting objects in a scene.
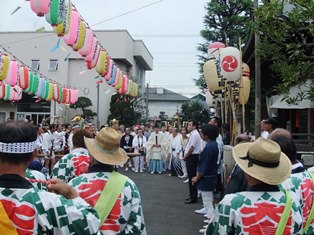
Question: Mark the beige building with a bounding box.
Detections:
[0,30,153,126]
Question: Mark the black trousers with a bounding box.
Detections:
[186,154,199,201]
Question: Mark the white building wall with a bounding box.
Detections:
[148,101,185,119]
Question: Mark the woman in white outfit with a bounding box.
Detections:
[132,129,147,173]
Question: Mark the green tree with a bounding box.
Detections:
[107,94,142,127]
[195,0,253,89]
[254,0,314,103]
[69,96,96,121]
[180,101,210,125]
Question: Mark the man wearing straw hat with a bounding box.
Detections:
[206,137,303,234]
[69,127,146,234]
[0,121,100,234]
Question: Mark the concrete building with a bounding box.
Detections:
[147,87,190,121]
[0,30,153,125]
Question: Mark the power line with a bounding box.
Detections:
[90,0,164,27]
[132,34,200,38]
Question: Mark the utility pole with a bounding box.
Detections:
[146,83,149,122]
[96,84,100,129]
[254,0,261,138]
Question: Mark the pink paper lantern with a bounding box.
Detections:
[85,37,98,62]
[19,66,30,90]
[105,58,113,81]
[30,0,50,17]
[121,75,129,94]
[53,84,60,101]
[63,10,80,46]
[0,83,5,99]
[78,28,93,57]
[5,60,19,86]
[73,89,79,103]
[86,44,101,70]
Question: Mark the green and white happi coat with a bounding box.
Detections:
[52,148,90,183]
[0,174,100,235]
[280,170,314,235]
[206,189,303,235]
[69,171,146,235]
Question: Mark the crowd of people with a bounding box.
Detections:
[1,115,314,234]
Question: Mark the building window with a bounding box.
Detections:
[31,60,40,70]
[48,59,58,71]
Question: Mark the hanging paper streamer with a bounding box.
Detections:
[30,0,50,17]
[50,38,61,53]
[0,52,10,81]
[64,53,71,61]
[36,27,46,33]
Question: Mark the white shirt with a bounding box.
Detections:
[42,131,55,152]
[185,129,202,155]
[261,131,269,139]
[132,135,147,153]
[170,134,182,155]
[54,131,65,151]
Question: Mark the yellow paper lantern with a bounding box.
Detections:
[203,59,223,92]
[96,50,107,75]
[239,76,251,105]
[72,20,86,51]
[0,53,10,81]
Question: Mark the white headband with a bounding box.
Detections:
[0,141,37,154]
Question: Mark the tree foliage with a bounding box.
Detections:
[195,0,253,89]
[254,0,314,103]
[180,101,210,125]
[69,96,96,121]
[107,94,143,127]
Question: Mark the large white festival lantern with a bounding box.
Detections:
[219,47,242,82]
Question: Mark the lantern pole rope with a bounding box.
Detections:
[0,46,78,90]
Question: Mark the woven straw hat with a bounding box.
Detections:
[84,127,127,165]
[233,137,291,185]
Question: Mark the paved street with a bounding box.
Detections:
[123,170,205,235]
